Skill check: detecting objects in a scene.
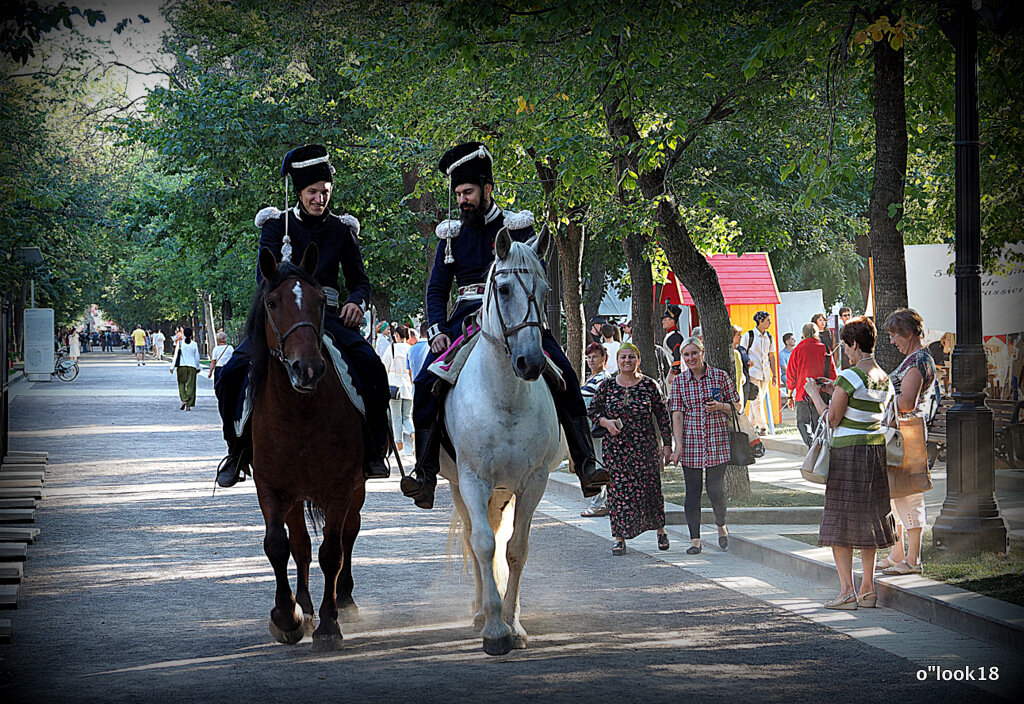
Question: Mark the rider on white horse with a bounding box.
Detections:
[401,141,608,509]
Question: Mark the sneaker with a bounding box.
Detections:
[882,560,922,575]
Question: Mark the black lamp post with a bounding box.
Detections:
[931,0,1009,553]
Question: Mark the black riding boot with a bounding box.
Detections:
[401,424,441,509]
[216,441,251,488]
[363,452,389,479]
[565,415,608,498]
[363,423,390,479]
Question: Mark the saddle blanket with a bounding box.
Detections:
[235,333,365,437]
[428,323,564,390]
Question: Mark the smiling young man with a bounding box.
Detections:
[213,144,391,487]
[401,141,607,509]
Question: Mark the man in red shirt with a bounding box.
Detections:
[786,322,837,447]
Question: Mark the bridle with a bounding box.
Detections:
[264,277,325,364]
[481,262,546,356]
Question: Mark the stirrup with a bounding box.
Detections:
[216,454,242,488]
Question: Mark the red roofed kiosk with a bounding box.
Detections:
[657,252,783,427]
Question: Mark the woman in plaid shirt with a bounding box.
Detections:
[668,337,741,554]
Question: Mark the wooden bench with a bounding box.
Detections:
[928,397,1024,468]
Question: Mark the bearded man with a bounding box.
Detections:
[400,142,607,509]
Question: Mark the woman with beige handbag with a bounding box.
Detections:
[879,309,938,576]
[803,317,895,610]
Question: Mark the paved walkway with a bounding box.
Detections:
[1,352,1018,702]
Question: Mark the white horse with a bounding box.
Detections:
[440,226,566,656]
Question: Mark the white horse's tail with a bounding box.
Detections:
[445,494,517,597]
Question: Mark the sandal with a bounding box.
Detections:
[581,505,609,517]
[857,591,877,608]
[876,556,898,570]
[824,592,858,610]
[882,560,922,575]
[657,533,669,551]
[685,543,702,555]
[611,540,626,556]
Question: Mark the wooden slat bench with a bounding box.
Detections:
[0,498,37,510]
[928,397,1024,468]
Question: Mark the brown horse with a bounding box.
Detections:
[248,244,365,652]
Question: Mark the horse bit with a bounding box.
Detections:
[482,264,546,356]
[264,282,326,363]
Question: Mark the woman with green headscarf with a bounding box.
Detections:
[588,343,674,556]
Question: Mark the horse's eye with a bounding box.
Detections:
[267,300,276,310]
[498,284,511,296]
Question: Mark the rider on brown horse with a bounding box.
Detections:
[215,144,391,486]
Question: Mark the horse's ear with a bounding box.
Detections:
[532,225,551,260]
[299,243,319,276]
[495,227,512,260]
[258,247,278,281]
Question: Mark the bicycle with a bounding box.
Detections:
[54,349,80,382]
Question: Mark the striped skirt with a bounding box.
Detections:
[818,444,896,549]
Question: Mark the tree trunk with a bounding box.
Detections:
[582,258,605,329]
[401,165,443,312]
[529,152,587,377]
[369,290,392,323]
[201,290,216,359]
[654,198,733,373]
[558,221,586,378]
[603,99,733,374]
[868,6,909,372]
[622,230,657,382]
[725,465,753,501]
[603,92,745,494]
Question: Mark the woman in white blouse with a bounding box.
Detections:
[381,324,415,451]
[171,326,202,411]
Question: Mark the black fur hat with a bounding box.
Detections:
[438,142,493,188]
[281,144,334,193]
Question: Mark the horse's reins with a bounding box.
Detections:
[481,263,546,356]
[264,281,326,364]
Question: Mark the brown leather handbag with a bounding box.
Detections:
[887,415,931,499]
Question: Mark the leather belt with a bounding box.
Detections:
[457,284,485,300]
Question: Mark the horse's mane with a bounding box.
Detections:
[243,259,321,401]
[488,240,546,284]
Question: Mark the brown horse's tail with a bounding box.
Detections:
[305,501,325,536]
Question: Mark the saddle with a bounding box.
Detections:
[426,316,565,463]
[427,315,565,392]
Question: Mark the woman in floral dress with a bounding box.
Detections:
[589,343,674,555]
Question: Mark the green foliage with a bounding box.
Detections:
[0,1,105,64]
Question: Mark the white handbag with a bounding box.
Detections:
[882,382,904,468]
[800,419,831,484]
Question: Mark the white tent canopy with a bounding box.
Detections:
[776,289,825,340]
[599,287,632,318]
[868,244,1024,335]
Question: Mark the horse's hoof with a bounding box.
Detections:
[269,620,305,645]
[339,603,360,623]
[482,633,514,656]
[472,613,486,632]
[511,633,527,650]
[269,604,306,645]
[310,634,344,653]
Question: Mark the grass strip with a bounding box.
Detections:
[784,529,1024,607]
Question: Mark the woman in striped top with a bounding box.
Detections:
[804,316,895,610]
